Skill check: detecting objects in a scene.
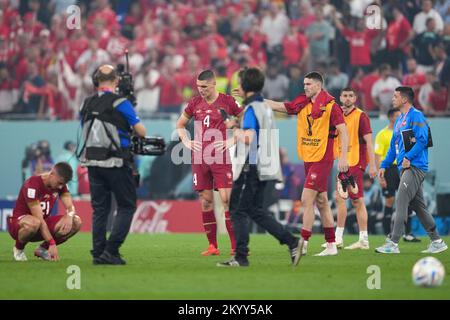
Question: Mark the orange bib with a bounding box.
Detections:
[334,107,367,166]
[297,101,334,162]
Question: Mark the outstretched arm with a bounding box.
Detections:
[264,99,288,113]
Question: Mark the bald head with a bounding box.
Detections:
[95,64,118,85]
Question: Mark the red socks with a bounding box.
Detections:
[202,210,217,248]
[15,240,25,250]
[40,237,68,250]
[224,211,236,250]
[324,227,336,243]
[301,228,312,241]
[301,228,336,243]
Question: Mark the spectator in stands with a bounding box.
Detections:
[261,2,289,61]
[349,67,365,107]
[428,80,449,115]
[419,71,438,114]
[306,6,335,69]
[442,24,450,55]
[287,64,304,101]
[242,19,268,67]
[76,39,110,75]
[262,62,289,101]
[402,57,427,109]
[325,60,349,99]
[282,23,310,69]
[236,2,255,35]
[413,0,444,34]
[371,64,402,116]
[22,62,46,116]
[152,57,185,114]
[413,17,441,73]
[31,140,54,175]
[385,6,414,74]
[0,62,19,113]
[334,15,379,74]
[291,1,316,32]
[436,41,450,110]
[359,67,381,113]
[434,0,450,24]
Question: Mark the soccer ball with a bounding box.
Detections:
[412,257,445,287]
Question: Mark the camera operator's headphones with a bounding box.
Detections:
[91,65,116,88]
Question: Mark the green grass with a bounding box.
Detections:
[0,232,449,299]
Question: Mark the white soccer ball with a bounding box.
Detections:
[412,256,445,287]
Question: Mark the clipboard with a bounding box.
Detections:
[401,126,433,152]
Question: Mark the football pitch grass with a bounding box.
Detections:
[0,232,449,300]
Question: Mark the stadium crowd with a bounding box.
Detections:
[0,0,450,120]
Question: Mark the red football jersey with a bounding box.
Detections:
[183,93,242,164]
[13,175,69,219]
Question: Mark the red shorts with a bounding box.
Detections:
[7,215,64,242]
[348,166,365,200]
[192,164,233,191]
[304,161,334,193]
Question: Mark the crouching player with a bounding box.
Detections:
[7,162,82,261]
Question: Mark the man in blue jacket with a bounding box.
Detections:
[376,86,447,254]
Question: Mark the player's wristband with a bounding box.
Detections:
[67,211,75,217]
[47,238,56,246]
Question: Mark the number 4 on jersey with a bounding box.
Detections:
[203,115,210,128]
[193,173,198,186]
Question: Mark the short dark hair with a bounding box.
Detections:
[387,107,401,118]
[341,87,356,94]
[395,86,415,103]
[197,69,215,81]
[304,71,323,84]
[379,63,391,72]
[239,67,265,93]
[54,162,73,183]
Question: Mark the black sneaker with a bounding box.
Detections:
[216,258,248,267]
[403,234,421,243]
[346,174,359,195]
[290,238,304,266]
[94,251,126,265]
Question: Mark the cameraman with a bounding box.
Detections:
[79,64,146,265]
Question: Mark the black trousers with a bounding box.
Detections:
[88,166,137,257]
[230,165,297,264]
